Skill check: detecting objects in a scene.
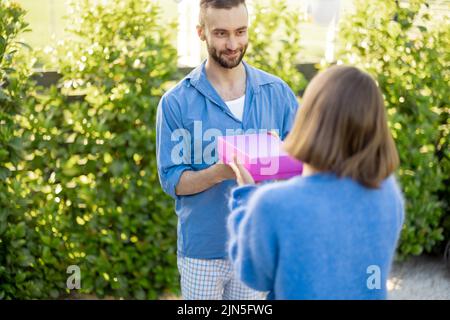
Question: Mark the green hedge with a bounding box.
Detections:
[1,0,180,299]
[246,0,307,94]
[0,0,44,299]
[36,0,179,299]
[336,0,449,259]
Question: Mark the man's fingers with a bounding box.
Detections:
[268,130,280,139]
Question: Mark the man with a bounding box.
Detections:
[156,0,298,300]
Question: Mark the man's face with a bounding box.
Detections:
[198,4,249,69]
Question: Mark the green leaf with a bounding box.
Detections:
[2,67,16,73]
[16,41,32,50]
[417,26,427,33]
[0,167,11,180]
[15,222,26,238]
[0,35,6,57]
[15,272,27,283]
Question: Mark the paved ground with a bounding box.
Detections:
[388,254,450,300]
[68,254,450,300]
[162,254,450,300]
[161,254,450,300]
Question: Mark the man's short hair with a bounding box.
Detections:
[199,0,247,26]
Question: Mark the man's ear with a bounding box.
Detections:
[196,24,206,41]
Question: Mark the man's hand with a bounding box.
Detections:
[175,160,236,196]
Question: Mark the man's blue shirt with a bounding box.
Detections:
[156,60,298,258]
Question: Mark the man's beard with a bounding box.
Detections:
[207,42,248,69]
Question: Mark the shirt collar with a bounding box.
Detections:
[186,60,276,95]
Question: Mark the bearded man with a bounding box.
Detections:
[156,0,298,300]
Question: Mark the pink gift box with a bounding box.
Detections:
[217,133,303,182]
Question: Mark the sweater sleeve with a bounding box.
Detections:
[227,185,278,292]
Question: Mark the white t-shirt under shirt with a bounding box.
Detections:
[225,95,245,121]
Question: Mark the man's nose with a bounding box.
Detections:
[226,36,238,51]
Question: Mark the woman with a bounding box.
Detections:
[227,65,405,299]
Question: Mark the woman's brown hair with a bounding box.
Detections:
[283,65,399,188]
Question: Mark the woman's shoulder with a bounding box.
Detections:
[251,172,403,200]
[249,174,329,207]
[253,173,402,205]
[380,174,405,207]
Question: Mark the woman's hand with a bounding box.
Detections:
[228,156,255,186]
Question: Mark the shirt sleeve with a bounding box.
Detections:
[156,94,192,199]
[227,184,278,292]
[280,83,300,140]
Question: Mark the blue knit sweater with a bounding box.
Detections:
[227,173,404,299]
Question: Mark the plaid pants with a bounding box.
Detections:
[177,256,267,300]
